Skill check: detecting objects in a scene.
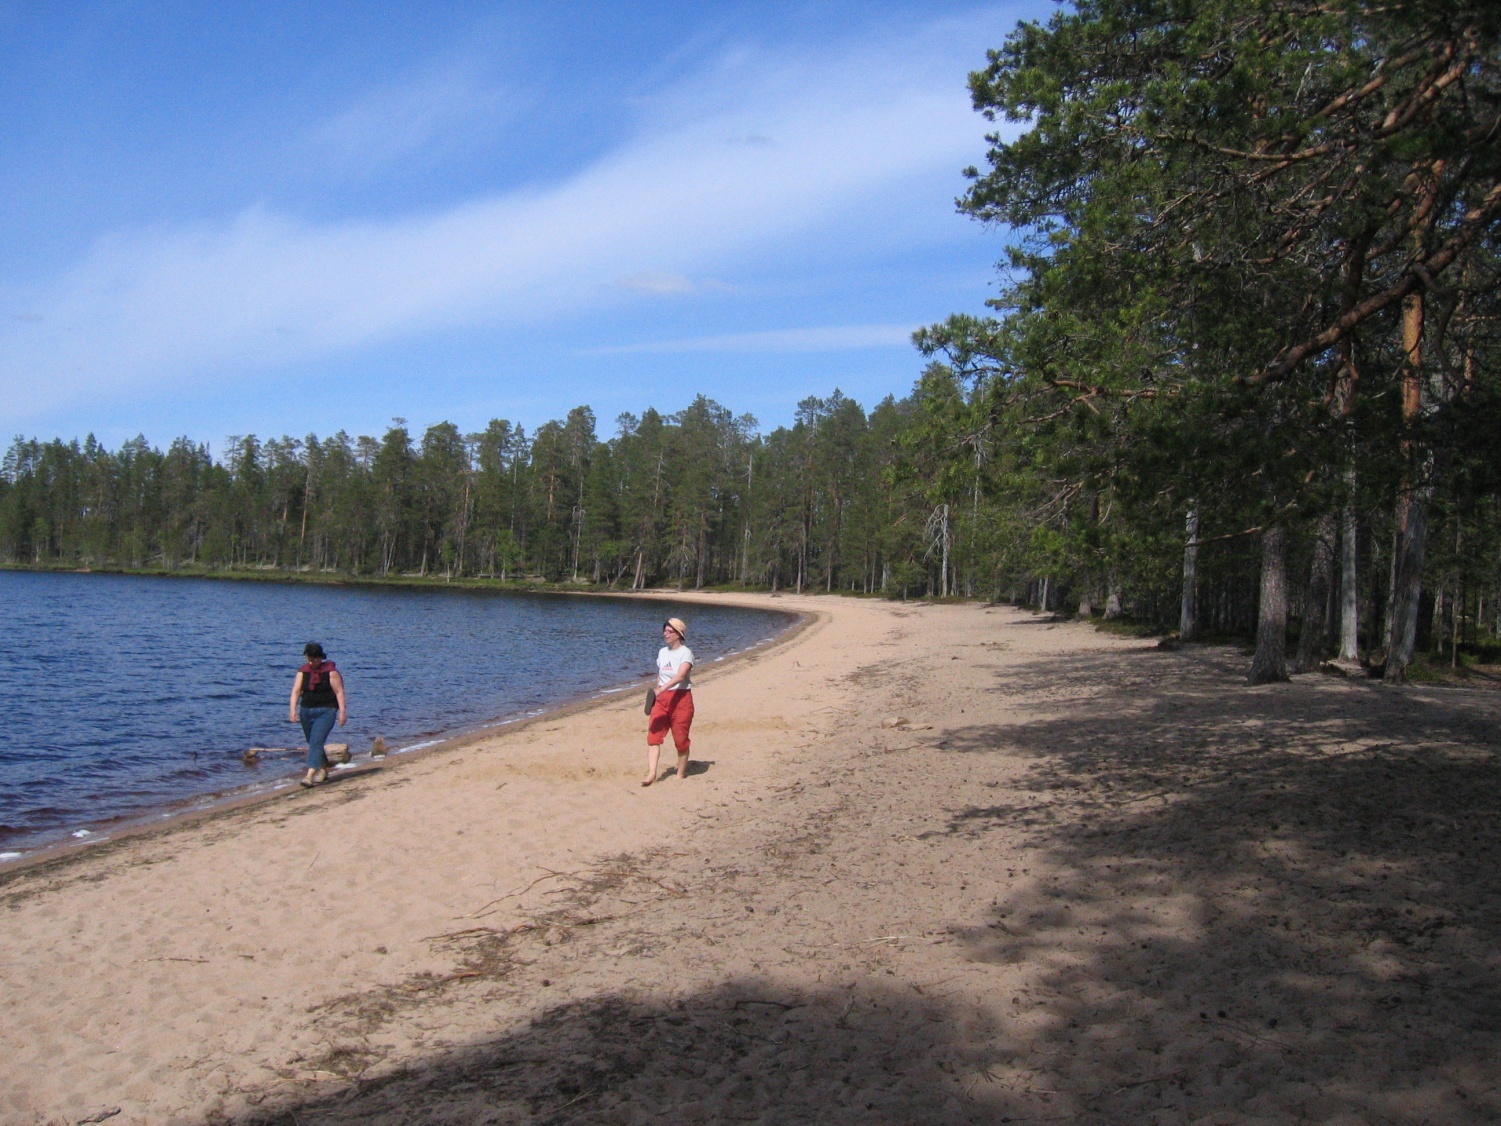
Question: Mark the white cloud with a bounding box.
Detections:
[0,14,1017,423]
[614,271,698,295]
[582,323,915,355]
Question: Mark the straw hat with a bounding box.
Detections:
[664,617,688,638]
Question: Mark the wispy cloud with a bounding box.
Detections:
[614,271,697,295]
[582,323,915,355]
[0,14,1014,423]
[306,58,520,175]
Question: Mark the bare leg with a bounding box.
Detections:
[675,751,690,780]
[642,743,661,786]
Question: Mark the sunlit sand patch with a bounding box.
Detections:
[693,716,792,733]
[499,759,637,783]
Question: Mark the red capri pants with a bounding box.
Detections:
[648,689,694,752]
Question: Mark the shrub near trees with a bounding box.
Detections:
[3,2,1499,683]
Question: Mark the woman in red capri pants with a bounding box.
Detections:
[643,617,694,785]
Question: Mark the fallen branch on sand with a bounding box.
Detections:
[732,997,802,1011]
[1113,1072,1186,1092]
[137,956,210,964]
[457,870,577,919]
[963,1067,999,1097]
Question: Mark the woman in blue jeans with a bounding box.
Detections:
[288,642,347,787]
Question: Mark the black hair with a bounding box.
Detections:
[304,642,327,661]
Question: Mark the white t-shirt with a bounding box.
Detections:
[656,644,694,691]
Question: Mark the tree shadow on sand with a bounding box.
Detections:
[933,645,1501,1122]
[230,978,1012,1125]
[228,645,1501,1124]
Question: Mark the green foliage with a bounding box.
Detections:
[0,389,973,597]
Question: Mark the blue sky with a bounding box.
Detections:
[0,1,1053,452]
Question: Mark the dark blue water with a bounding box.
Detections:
[0,571,794,859]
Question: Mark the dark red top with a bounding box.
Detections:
[299,660,339,708]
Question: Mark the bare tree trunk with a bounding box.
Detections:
[1381,523,1398,653]
[1103,574,1122,619]
[1296,514,1337,672]
[1179,506,1200,641]
[1453,580,1463,669]
[1434,580,1447,658]
[1386,487,1432,682]
[1338,488,1359,661]
[1330,242,1363,665]
[940,504,950,598]
[1386,287,1430,683]
[1249,524,1290,684]
[298,468,313,567]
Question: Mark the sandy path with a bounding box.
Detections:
[3,595,1500,1124]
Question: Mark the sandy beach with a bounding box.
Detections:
[3,592,1500,1124]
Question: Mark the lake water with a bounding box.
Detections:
[0,571,794,860]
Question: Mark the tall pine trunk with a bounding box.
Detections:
[1338,487,1360,662]
[1103,573,1122,620]
[1249,524,1290,684]
[1385,288,1430,683]
[1296,513,1337,671]
[1179,506,1200,641]
[1386,487,1431,680]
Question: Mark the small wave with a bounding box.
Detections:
[0,851,22,860]
[19,806,76,820]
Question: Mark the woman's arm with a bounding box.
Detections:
[661,661,692,690]
[288,672,304,722]
[330,670,348,726]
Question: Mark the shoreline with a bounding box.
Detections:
[0,559,797,600]
[0,592,813,880]
[5,593,1501,1123]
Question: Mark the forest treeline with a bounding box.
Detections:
[0,392,950,598]
[4,1,1500,684]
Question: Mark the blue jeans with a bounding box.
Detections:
[300,706,338,770]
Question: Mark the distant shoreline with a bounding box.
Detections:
[0,559,787,599]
